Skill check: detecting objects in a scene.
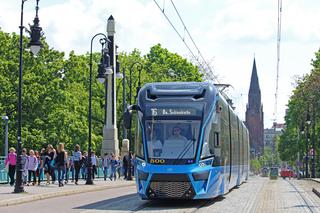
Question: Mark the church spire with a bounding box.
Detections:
[248,58,261,110]
[249,58,260,94]
[246,57,264,158]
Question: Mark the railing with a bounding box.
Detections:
[0,157,9,183]
[0,156,119,184]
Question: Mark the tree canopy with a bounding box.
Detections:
[0,30,202,155]
[278,48,320,175]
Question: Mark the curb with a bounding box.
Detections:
[312,188,320,198]
[311,178,320,183]
[0,182,135,207]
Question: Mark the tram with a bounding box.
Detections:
[124,82,250,199]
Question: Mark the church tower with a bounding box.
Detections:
[245,58,264,157]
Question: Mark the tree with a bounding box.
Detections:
[0,29,203,155]
[279,48,320,176]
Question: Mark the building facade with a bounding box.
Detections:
[245,58,264,157]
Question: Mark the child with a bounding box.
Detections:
[25,150,38,186]
[21,148,28,185]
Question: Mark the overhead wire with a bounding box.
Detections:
[153,0,218,83]
[169,0,216,81]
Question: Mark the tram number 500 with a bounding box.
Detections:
[150,159,165,164]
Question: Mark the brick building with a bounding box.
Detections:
[245,58,264,157]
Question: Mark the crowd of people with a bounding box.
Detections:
[4,144,135,187]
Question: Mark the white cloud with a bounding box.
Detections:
[1,0,319,128]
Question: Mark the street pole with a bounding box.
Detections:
[122,67,127,140]
[297,126,300,179]
[102,15,119,157]
[1,116,8,156]
[311,104,316,178]
[15,0,43,193]
[87,33,110,185]
[128,61,143,152]
[305,113,310,178]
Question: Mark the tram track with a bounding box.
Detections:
[286,179,317,213]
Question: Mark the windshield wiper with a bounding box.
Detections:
[172,139,196,164]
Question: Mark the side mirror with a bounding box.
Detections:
[123,104,142,130]
[123,109,132,129]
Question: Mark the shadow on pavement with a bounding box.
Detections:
[75,194,224,211]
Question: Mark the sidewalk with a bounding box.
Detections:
[0,179,136,207]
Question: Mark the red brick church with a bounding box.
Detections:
[245,58,264,158]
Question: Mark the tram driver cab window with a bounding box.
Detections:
[146,127,163,158]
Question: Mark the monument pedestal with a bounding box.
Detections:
[101,126,119,157]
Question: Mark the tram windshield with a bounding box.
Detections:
[145,120,201,163]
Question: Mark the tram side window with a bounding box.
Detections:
[201,123,214,159]
[211,110,221,166]
[135,122,144,159]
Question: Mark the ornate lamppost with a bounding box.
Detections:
[15,0,43,193]
[86,33,112,185]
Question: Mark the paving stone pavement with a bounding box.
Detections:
[0,179,135,207]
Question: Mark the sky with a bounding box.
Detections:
[0,0,319,128]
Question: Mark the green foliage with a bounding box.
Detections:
[250,159,261,174]
[279,47,320,175]
[0,30,202,155]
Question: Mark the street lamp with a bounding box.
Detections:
[125,62,144,181]
[86,33,112,185]
[15,0,43,193]
[128,61,143,152]
[1,116,9,157]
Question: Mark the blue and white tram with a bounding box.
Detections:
[125,82,250,200]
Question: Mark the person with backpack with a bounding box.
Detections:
[25,150,38,186]
[5,147,17,186]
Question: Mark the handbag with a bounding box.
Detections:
[50,159,55,167]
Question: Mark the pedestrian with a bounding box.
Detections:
[69,156,75,183]
[55,143,66,187]
[35,150,43,185]
[72,144,82,185]
[102,153,109,181]
[81,151,88,180]
[25,150,38,186]
[43,146,51,185]
[21,148,28,185]
[91,151,98,180]
[117,156,122,179]
[64,151,70,184]
[123,153,129,180]
[5,147,17,186]
[47,144,56,184]
[109,154,118,181]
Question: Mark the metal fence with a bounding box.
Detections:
[0,156,118,184]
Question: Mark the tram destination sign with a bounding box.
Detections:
[147,108,199,116]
